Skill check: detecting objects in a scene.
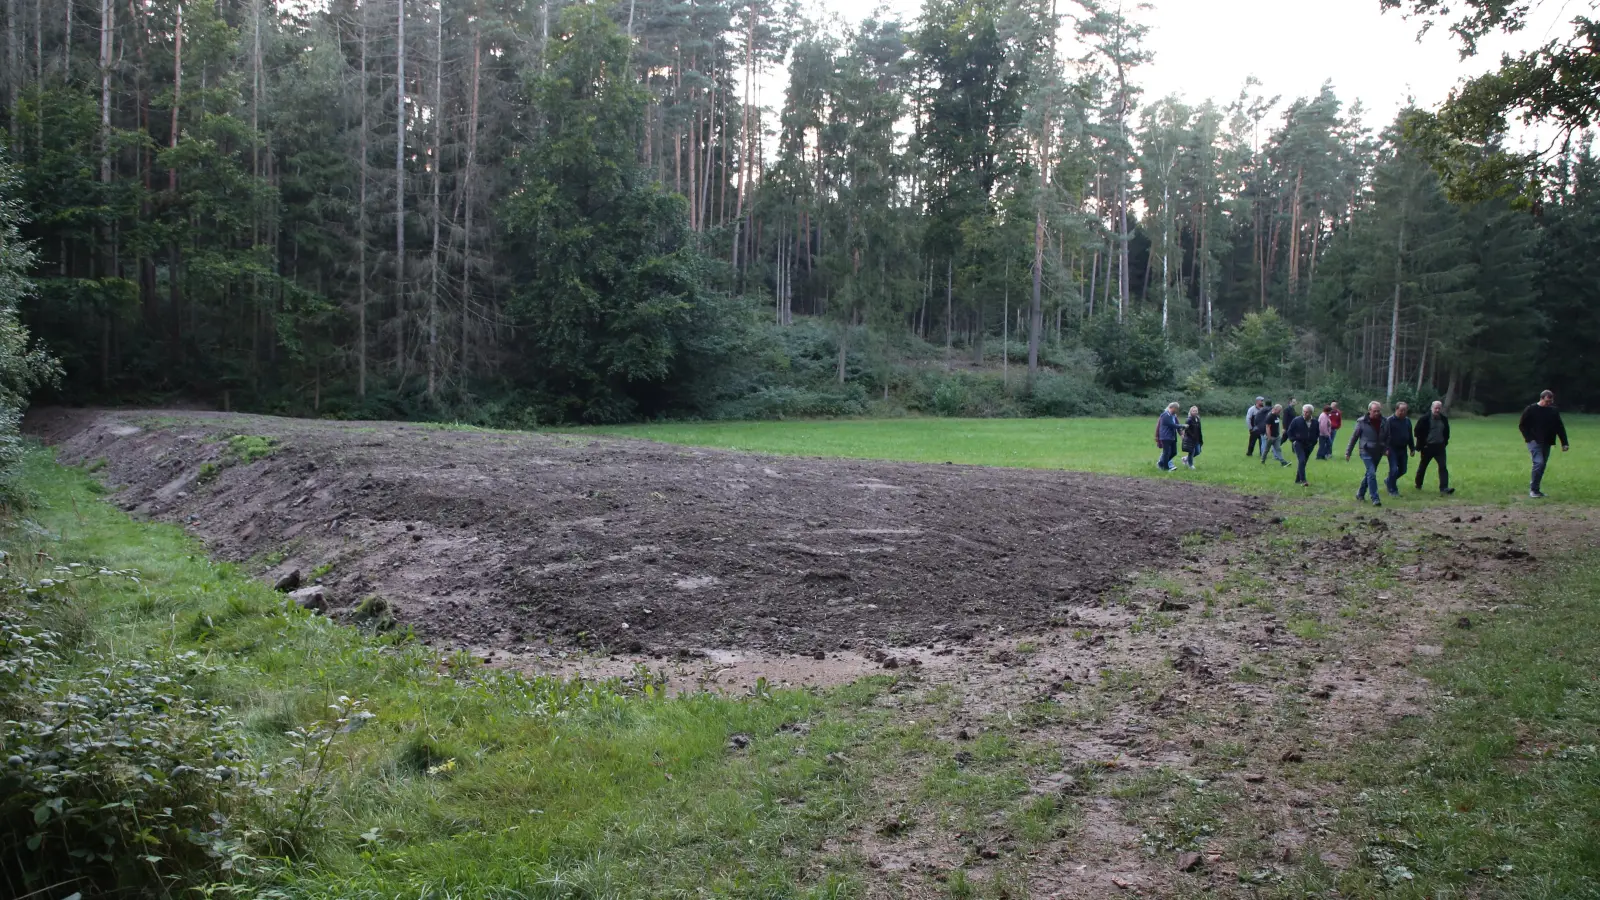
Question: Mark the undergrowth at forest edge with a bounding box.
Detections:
[0,450,882,899]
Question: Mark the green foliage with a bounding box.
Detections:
[0,157,60,502]
[501,4,731,423]
[0,572,261,895]
[1213,309,1296,386]
[1082,313,1172,392]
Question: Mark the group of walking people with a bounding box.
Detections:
[1151,389,1573,504]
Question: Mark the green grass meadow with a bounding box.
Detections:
[581,414,1597,505]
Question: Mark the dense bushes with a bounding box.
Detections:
[0,572,262,897]
[0,158,58,501]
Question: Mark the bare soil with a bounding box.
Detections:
[29,409,1257,660]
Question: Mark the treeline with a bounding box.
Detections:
[0,0,1594,422]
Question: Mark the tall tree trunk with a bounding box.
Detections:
[97,0,110,183]
[460,27,480,383]
[1386,201,1405,400]
[426,0,441,399]
[357,0,369,398]
[944,258,953,368]
[395,0,406,375]
[1414,322,1428,396]
[729,8,755,276]
[1028,208,1044,388]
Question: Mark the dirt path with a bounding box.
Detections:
[30,409,1257,664]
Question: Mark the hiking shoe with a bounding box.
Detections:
[1530,491,1545,499]
[1442,488,1455,495]
[1372,500,1382,508]
[1280,460,1290,467]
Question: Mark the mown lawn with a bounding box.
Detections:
[579,414,1597,505]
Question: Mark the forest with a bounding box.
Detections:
[0,0,1595,423]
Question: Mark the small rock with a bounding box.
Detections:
[1310,685,1333,699]
[405,523,416,532]
[290,585,328,614]
[1279,749,1304,763]
[1243,772,1266,783]
[979,847,1000,860]
[727,733,751,750]
[956,728,972,741]
[881,656,900,670]
[1456,616,1473,629]
[813,650,826,660]
[274,570,303,592]
[411,533,423,542]
[1158,598,1191,612]
[1176,851,1202,872]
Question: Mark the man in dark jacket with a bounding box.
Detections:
[1345,401,1391,507]
[1246,397,1266,457]
[1519,390,1571,498]
[1286,404,1317,486]
[1384,402,1416,496]
[1413,400,1454,495]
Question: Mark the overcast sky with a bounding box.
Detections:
[796,0,1577,142]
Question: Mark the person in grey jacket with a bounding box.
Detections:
[1245,397,1266,457]
[1345,400,1392,507]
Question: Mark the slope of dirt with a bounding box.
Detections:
[29,409,1258,656]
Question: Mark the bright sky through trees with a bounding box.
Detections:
[813,0,1570,127]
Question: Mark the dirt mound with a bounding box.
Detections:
[30,409,1259,655]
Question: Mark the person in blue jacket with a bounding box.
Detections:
[1155,402,1182,472]
[1285,404,1318,485]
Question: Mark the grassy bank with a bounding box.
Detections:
[0,450,886,899]
[1326,550,1600,899]
[579,414,1597,505]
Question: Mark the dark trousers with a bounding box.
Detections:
[1385,450,1409,495]
[1317,434,1333,459]
[1416,445,1449,492]
[1158,439,1178,471]
[1293,442,1312,483]
[1247,430,1262,457]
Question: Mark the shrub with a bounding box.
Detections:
[1024,372,1140,418]
[1212,310,1296,386]
[0,651,261,894]
[1082,313,1172,392]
